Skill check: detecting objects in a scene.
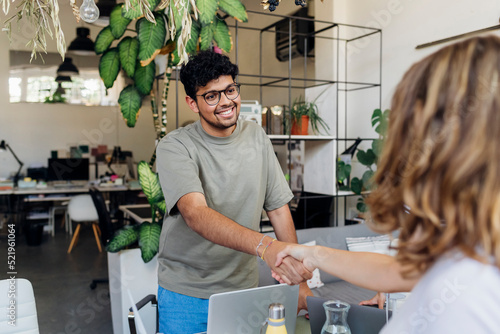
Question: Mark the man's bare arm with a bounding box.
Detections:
[176,192,312,284]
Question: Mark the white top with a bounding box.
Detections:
[381,250,500,334]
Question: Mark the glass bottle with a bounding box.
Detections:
[321,300,351,334]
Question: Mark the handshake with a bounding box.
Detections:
[259,236,324,285]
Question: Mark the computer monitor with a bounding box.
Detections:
[47,158,90,182]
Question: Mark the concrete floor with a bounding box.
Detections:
[1,218,113,333]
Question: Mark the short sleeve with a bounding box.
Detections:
[156,136,205,215]
[263,135,293,211]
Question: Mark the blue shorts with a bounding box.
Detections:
[157,285,209,334]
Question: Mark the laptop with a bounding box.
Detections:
[307,296,390,334]
[205,284,300,334]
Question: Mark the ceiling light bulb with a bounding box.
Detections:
[80,0,100,23]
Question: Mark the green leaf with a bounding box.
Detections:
[99,48,121,89]
[356,197,367,213]
[106,226,139,252]
[336,161,351,182]
[155,200,166,215]
[213,18,232,52]
[134,62,156,95]
[372,139,383,158]
[110,4,132,38]
[196,0,219,26]
[200,23,214,51]
[95,26,115,54]
[137,13,167,64]
[372,108,390,135]
[357,149,376,167]
[118,37,139,78]
[218,0,248,22]
[122,0,160,20]
[362,170,374,190]
[351,177,363,195]
[171,48,181,66]
[139,221,162,263]
[170,0,189,39]
[184,19,201,54]
[118,85,143,127]
[137,161,164,205]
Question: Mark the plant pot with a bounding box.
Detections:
[291,115,309,135]
[108,248,158,334]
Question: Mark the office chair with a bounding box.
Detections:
[291,191,334,230]
[88,187,126,289]
[128,294,159,334]
[67,195,101,253]
[0,278,39,333]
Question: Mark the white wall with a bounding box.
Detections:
[333,0,500,216]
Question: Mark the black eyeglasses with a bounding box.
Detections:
[196,84,240,106]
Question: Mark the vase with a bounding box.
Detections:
[291,115,309,135]
[321,300,351,334]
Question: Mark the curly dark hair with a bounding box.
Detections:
[179,51,239,100]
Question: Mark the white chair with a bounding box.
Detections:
[67,194,101,254]
[0,278,39,334]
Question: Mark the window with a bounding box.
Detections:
[9,66,122,106]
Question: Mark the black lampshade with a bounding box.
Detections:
[68,27,95,56]
[57,58,79,76]
[0,140,6,151]
[55,75,72,83]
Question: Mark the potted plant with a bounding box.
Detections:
[288,96,330,135]
[337,108,389,213]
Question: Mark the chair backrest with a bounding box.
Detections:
[0,278,39,334]
[89,187,115,245]
[293,191,334,229]
[67,194,99,222]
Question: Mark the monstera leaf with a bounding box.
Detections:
[110,4,132,38]
[372,108,390,135]
[118,85,142,127]
[139,221,162,263]
[99,48,121,88]
[134,62,156,95]
[137,161,164,205]
[122,0,160,20]
[213,19,232,52]
[118,37,139,78]
[218,0,248,22]
[137,13,167,66]
[200,23,214,51]
[94,26,115,54]
[197,0,218,26]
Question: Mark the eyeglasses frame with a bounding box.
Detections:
[196,83,241,106]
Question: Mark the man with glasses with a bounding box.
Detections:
[155,51,313,333]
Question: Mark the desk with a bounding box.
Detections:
[119,204,152,223]
[10,184,143,239]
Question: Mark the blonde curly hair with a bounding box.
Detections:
[366,35,500,276]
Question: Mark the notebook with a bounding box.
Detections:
[205,284,299,334]
[307,296,390,334]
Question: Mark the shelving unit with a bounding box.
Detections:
[228,9,382,226]
[168,9,382,227]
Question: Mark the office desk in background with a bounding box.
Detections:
[119,204,152,223]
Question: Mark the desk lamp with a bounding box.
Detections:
[0,140,24,187]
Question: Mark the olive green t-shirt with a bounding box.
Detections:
[155,120,293,299]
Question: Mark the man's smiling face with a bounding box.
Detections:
[186,75,241,137]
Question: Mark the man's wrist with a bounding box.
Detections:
[258,236,276,260]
